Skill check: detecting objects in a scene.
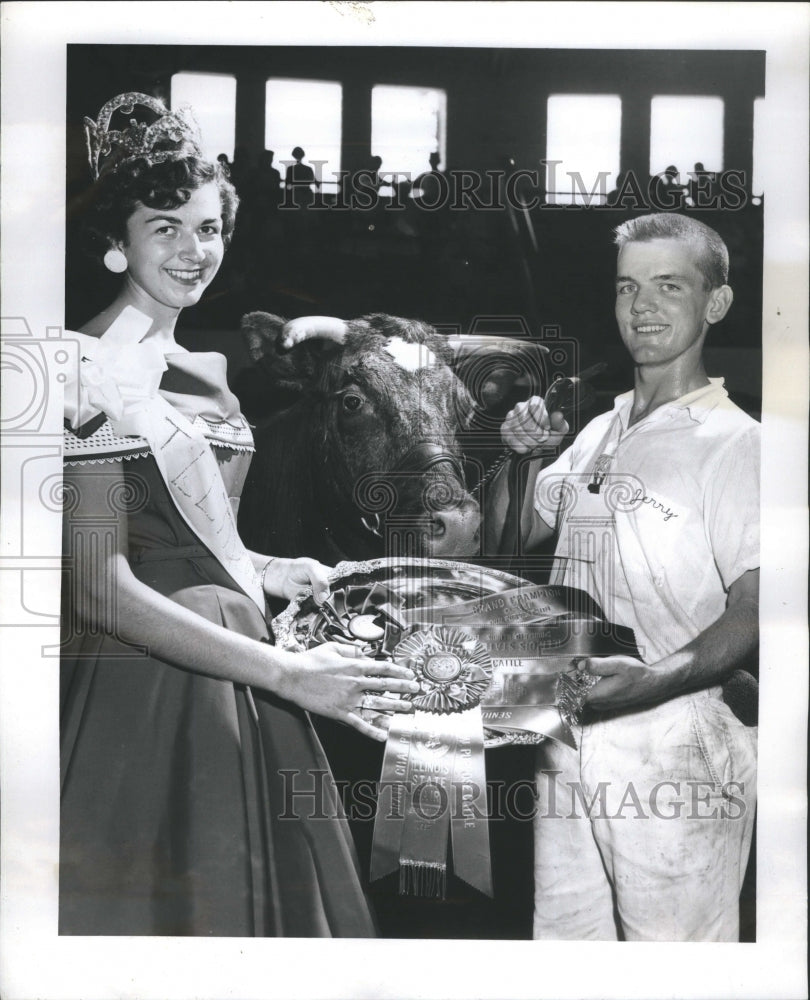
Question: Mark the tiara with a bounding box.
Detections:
[84,92,204,180]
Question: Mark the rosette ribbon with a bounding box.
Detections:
[272,564,640,900]
[407,583,639,747]
[371,626,494,898]
[63,306,264,609]
[370,584,639,897]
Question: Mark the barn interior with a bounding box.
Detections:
[65,43,763,942]
[67,44,764,415]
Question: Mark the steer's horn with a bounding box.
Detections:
[241,311,350,394]
[280,315,350,349]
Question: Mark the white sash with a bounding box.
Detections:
[63,306,264,610]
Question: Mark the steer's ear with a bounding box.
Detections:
[240,311,325,392]
[242,311,287,363]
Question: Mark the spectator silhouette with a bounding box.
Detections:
[687,161,716,207]
[252,150,283,212]
[350,155,398,208]
[414,151,448,206]
[216,153,232,178]
[232,150,285,295]
[412,151,451,257]
[650,164,686,209]
[607,171,633,207]
[281,147,322,287]
[366,155,385,191]
[284,147,320,209]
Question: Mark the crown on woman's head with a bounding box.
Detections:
[84,92,204,180]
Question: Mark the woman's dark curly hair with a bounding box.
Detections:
[83,156,238,261]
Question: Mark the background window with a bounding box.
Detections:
[371,84,447,182]
[650,96,724,179]
[546,94,622,205]
[170,72,236,161]
[265,78,342,189]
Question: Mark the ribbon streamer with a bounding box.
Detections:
[371,709,492,898]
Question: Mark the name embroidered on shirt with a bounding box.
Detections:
[630,489,679,522]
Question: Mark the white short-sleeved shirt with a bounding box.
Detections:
[533,378,760,664]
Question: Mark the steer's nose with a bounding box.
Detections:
[428,499,481,557]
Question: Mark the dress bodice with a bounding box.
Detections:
[63,349,257,590]
[64,350,255,467]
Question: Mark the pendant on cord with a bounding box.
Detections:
[588,454,614,494]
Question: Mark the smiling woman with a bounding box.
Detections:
[115,188,225,307]
[81,153,237,331]
[59,93,418,938]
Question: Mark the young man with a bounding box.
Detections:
[500,213,759,941]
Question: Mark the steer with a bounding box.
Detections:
[237,311,551,929]
[237,311,489,564]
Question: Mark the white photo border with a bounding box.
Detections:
[1,2,807,998]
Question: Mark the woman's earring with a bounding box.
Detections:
[103,248,128,274]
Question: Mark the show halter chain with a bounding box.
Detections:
[84,92,204,181]
[471,364,608,502]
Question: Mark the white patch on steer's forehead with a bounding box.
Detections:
[383,337,438,372]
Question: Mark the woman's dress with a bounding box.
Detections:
[60,351,376,937]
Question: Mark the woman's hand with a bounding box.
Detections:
[501,397,569,454]
[276,642,420,740]
[262,556,332,604]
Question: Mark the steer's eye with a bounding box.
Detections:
[342,393,364,413]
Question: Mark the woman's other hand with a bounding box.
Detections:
[263,556,332,604]
[277,642,419,740]
[500,396,569,454]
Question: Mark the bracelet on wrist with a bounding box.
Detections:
[260,557,278,594]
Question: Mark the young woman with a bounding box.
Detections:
[60,93,417,936]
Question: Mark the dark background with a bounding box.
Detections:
[67,44,764,419]
[66,43,763,941]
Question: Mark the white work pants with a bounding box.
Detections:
[533,691,757,941]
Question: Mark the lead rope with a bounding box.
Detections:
[470,448,513,502]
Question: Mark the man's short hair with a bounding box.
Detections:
[613,213,729,289]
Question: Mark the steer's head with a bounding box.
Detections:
[242,311,481,558]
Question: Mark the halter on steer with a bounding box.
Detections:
[358,440,468,541]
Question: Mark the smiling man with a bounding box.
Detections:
[501,213,760,941]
